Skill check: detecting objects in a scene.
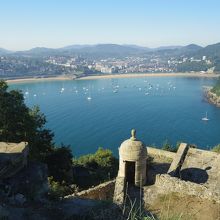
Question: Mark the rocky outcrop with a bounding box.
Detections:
[155,174,220,203]
[150,144,220,203]
[205,89,220,107]
[169,143,220,187]
[0,142,29,179]
[0,161,48,202]
[0,141,48,204]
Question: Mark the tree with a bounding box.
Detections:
[45,146,73,183]
[0,80,73,183]
[0,80,53,160]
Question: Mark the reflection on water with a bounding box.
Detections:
[9,77,220,157]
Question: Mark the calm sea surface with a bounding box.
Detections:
[9,77,220,157]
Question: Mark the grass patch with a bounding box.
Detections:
[212,144,220,153]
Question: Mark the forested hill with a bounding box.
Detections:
[196,43,220,71]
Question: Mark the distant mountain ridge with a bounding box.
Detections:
[0,48,12,55]
[0,43,202,54]
[196,42,220,57]
[1,42,220,59]
[10,43,202,58]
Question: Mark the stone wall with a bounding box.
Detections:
[66,180,115,201]
[168,144,220,190]
[155,174,220,203]
[147,147,176,159]
[180,147,220,188]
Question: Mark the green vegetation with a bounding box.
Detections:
[73,148,118,189]
[211,77,220,96]
[78,193,189,220]
[198,43,220,71]
[0,56,73,78]
[161,139,220,157]
[211,144,220,153]
[176,61,211,72]
[0,82,118,197]
[161,140,180,153]
[48,177,78,200]
[76,197,154,220]
[0,80,73,185]
[45,146,73,183]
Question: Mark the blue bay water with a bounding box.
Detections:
[9,77,220,157]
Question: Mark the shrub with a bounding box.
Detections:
[212,144,220,153]
[162,140,179,153]
[48,177,78,200]
[211,77,220,96]
[73,148,118,189]
[45,145,73,183]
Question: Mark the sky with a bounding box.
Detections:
[0,0,220,51]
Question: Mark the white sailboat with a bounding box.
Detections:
[202,112,209,121]
[60,87,65,93]
[24,90,29,95]
[87,88,92,100]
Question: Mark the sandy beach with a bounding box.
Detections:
[77,72,220,80]
[6,75,75,84]
[4,72,219,84]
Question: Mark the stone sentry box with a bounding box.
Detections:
[114,129,147,204]
[117,129,147,187]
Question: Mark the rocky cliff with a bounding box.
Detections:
[205,89,220,107]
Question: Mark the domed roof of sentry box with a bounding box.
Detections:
[119,129,147,161]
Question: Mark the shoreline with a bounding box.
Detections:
[4,72,219,84]
[5,75,75,84]
[204,88,220,108]
[77,73,220,80]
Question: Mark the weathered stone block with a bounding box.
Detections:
[168,143,188,176]
[0,142,29,179]
[113,177,125,205]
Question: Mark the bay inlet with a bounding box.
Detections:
[9,76,220,157]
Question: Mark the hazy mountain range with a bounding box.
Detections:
[0,48,11,55]
[0,42,219,59]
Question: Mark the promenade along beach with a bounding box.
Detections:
[6,72,219,84]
